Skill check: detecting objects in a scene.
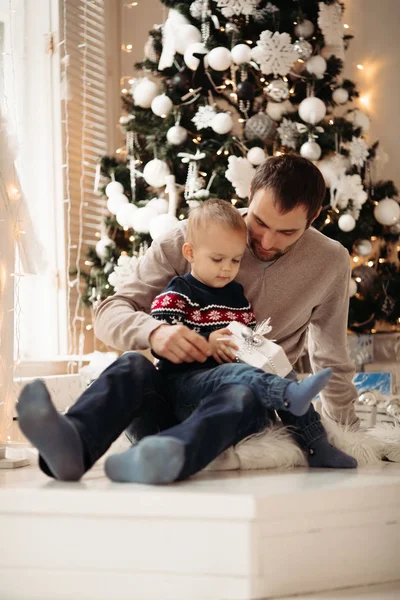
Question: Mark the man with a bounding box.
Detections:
[17,155,358,481]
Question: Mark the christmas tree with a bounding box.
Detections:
[82,0,399,334]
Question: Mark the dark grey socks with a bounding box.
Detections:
[307,436,358,468]
[284,368,333,416]
[17,379,85,481]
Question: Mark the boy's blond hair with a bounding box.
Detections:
[186,199,246,243]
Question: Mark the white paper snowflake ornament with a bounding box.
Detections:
[211,0,260,18]
[225,156,255,199]
[192,105,217,130]
[251,30,297,77]
[331,172,368,219]
[108,255,139,292]
[245,112,276,142]
[349,136,369,168]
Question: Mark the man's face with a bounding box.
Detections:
[246,188,311,262]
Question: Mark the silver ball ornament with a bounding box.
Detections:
[245,112,277,142]
[293,38,313,61]
[265,79,290,103]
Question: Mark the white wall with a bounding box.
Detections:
[342,0,400,192]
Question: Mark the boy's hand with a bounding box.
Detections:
[149,324,211,364]
[209,329,239,364]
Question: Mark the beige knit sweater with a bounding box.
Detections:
[94,219,358,426]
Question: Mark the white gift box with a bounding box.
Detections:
[227,320,292,378]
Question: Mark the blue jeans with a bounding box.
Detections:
[162,364,326,479]
[37,353,326,479]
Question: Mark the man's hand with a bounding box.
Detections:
[149,324,211,364]
[209,328,238,364]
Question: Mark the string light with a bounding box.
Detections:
[357,64,364,70]
[353,256,359,263]
[344,24,349,29]
[367,261,374,267]
[329,119,334,125]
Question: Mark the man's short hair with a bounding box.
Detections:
[187,198,246,242]
[249,154,326,224]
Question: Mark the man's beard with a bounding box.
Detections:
[248,235,291,262]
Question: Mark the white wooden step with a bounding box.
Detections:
[1,463,400,600]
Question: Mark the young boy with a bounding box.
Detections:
[103,199,333,484]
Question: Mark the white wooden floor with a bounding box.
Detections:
[1,459,400,600]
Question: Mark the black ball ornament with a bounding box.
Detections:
[237,81,255,101]
[169,71,191,93]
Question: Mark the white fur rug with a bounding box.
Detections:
[204,419,400,471]
[106,419,400,471]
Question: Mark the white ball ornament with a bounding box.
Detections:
[349,278,358,297]
[132,78,159,108]
[174,24,202,54]
[338,214,356,232]
[147,197,169,215]
[305,55,327,79]
[106,193,128,215]
[266,100,294,121]
[211,112,233,135]
[332,87,349,104]
[151,94,173,117]
[184,42,207,71]
[300,140,322,161]
[95,236,116,261]
[116,203,138,228]
[143,159,170,188]
[150,213,179,240]
[105,181,124,198]
[374,198,400,226]
[131,206,159,234]
[294,19,315,39]
[247,147,266,166]
[231,44,252,65]
[207,46,232,71]
[346,109,370,132]
[166,125,188,145]
[298,97,327,124]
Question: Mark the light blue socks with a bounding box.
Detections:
[284,368,333,416]
[105,436,185,484]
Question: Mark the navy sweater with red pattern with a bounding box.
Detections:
[150,272,256,372]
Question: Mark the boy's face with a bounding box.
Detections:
[184,224,246,288]
[246,187,313,262]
